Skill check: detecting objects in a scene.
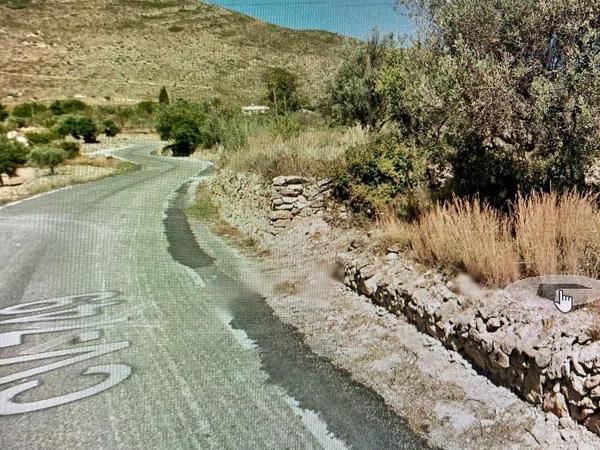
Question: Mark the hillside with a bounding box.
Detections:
[0,0,352,105]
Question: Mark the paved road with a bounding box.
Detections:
[0,143,427,449]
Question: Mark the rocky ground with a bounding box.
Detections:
[203,174,600,449]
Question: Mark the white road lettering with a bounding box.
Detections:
[0,292,132,414]
[0,292,119,316]
[0,341,130,384]
[0,301,123,325]
[0,319,124,349]
[0,364,131,415]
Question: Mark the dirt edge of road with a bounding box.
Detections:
[186,171,600,450]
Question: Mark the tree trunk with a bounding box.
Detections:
[0,174,4,187]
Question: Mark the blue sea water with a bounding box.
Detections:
[203,0,414,40]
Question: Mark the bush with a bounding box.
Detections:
[333,133,427,216]
[58,141,81,159]
[158,86,170,105]
[102,119,120,137]
[29,147,67,174]
[11,102,48,118]
[383,0,600,205]
[322,32,393,129]
[156,100,219,156]
[55,115,98,143]
[9,102,52,127]
[24,129,58,145]
[264,67,302,114]
[0,104,8,122]
[49,99,89,116]
[0,135,29,186]
[136,100,157,115]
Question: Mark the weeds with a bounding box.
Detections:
[225,126,366,180]
[379,191,600,287]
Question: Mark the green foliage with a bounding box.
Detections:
[0,104,8,122]
[9,102,53,127]
[333,133,427,216]
[273,115,302,139]
[322,32,393,129]
[0,135,29,185]
[102,119,121,137]
[156,100,220,156]
[387,0,600,205]
[24,129,59,145]
[58,141,81,159]
[29,147,67,174]
[264,67,302,114]
[158,86,170,105]
[49,99,89,116]
[55,115,98,143]
[216,115,248,151]
[136,100,157,115]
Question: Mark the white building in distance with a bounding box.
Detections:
[242,105,270,115]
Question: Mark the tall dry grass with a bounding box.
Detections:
[225,126,367,179]
[379,192,600,286]
[395,198,520,286]
[515,191,600,277]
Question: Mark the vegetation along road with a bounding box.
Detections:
[0,143,428,449]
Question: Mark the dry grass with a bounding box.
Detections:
[398,198,519,286]
[378,191,600,287]
[225,126,367,180]
[0,160,134,205]
[516,191,600,277]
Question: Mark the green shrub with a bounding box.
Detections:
[217,115,248,151]
[0,103,8,122]
[136,100,157,115]
[386,0,600,205]
[55,114,98,143]
[9,102,52,127]
[156,100,219,156]
[24,129,58,145]
[29,147,67,174]
[11,102,48,118]
[159,86,170,105]
[264,67,302,114]
[333,133,427,216]
[322,32,393,129]
[273,115,301,139]
[0,135,29,186]
[102,119,120,137]
[49,99,89,116]
[58,141,81,159]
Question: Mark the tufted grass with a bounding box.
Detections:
[377,192,600,287]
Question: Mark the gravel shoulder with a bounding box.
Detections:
[202,177,600,450]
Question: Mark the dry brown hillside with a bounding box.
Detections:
[0,0,351,105]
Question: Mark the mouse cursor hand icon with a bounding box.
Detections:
[554,289,574,314]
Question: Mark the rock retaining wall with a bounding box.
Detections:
[339,247,600,436]
[209,171,332,244]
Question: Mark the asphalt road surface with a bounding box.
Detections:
[0,144,428,449]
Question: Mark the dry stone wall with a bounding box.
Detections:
[339,245,600,437]
[208,168,600,437]
[209,171,332,244]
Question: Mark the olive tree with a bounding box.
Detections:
[388,0,600,203]
[29,147,67,174]
[0,136,29,186]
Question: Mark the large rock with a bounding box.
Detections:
[269,210,292,221]
[272,175,307,186]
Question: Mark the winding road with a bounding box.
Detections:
[0,143,427,449]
